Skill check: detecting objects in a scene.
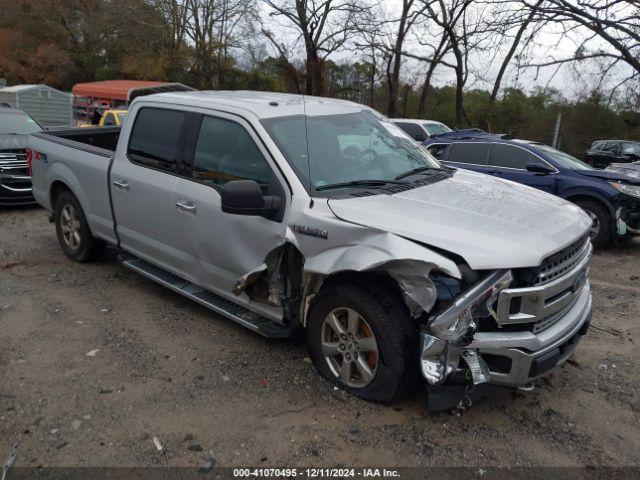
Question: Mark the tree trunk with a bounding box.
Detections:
[481,1,540,130]
[417,62,437,116]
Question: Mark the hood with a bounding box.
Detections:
[577,168,640,184]
[327,169,591,270]
[604,162,640,181]
[0,134,29,151]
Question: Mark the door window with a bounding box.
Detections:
[392,122,427,141]
[602,142,620,154]
[490,143,545,170]
[127,107,186,172]
[193,116,276,194]
[448,143,490,165]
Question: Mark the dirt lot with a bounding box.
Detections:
[1,206,639,469]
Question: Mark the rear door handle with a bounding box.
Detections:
[112,179,129,191]
[176,200,197,214]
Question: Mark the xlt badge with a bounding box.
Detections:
[291,225,328,240]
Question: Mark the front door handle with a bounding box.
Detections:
[176,200,197,214]
[112,179,129,191]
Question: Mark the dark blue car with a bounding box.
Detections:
[423,130,640,248]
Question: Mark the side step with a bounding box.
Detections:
[118,253,293,338]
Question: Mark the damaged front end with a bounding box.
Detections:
[419,270,513,387]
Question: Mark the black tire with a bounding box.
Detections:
[307,283,418,403]
[574,200,610,249]
[54,191,106,262]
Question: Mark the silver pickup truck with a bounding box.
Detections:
[29,91,593,409]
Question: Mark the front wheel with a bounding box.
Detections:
[307,284,418,403]
[575,200,610,249]
[54,191,106,262]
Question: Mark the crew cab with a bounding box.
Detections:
[424,131,640,248]
[0,105,43,205]
[29,92,592,409]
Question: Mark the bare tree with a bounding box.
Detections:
[262,0,371,96]
[479,0,544,129]
[385,0,430,117]
[180,0,256,88]
[421,0,493,126]
[416,29,450,116]
[520,0,640,92]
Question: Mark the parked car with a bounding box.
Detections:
[78,109,128,128]
[29,91,592,410]
[585,139,640,168]
[0,105,43,205]
[390,118,452,142]
[424,131,640,248]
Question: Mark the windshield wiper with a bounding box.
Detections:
[395,166,443,180]
[315,179,407,191]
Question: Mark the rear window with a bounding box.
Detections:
[448,143,490,165]
[423,123,451,135]
[127,108,185,172]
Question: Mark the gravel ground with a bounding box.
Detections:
[1,206,639,469]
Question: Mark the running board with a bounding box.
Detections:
[118,253,293,338]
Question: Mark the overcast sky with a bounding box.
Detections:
[258,0,634,101]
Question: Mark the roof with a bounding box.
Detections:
[390,118,445,124]
[0,84,69,95]
[140,90,368,120]
[71,80,193,101]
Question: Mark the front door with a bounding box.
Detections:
[173,112,287,317]
[487,143,557,193]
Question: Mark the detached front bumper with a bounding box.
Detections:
[420,237,592,390]
[469,283,591,387]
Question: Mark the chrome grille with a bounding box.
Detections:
[535,235,590,285]
[0,149,31,192]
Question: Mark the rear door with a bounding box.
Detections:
[487,143,557,193]
[110,106,192,277]
[173,111,288,316]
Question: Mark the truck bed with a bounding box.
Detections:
[29,127,121,245]
[32,126,120,156]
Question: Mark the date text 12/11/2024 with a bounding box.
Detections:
[232,468,401,477]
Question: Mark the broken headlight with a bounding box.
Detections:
[610,182,640,199]
[428,270,513,344]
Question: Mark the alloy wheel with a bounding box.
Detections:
[320,307,379,388]
[60,204,82,250]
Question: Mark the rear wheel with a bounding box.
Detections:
[54,191,106,262]
[307,283,418,403]
[574,200,610,248]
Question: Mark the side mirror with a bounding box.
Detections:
[526,162,554,174]
[220,180,281,218]
[414,134,427,142]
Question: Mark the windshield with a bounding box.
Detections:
[535,144,593,170]
[423,123,451,135]
[261,109,441,191]
[116,113,127,123]
[622,142,640,155]
[0,112,43,135]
